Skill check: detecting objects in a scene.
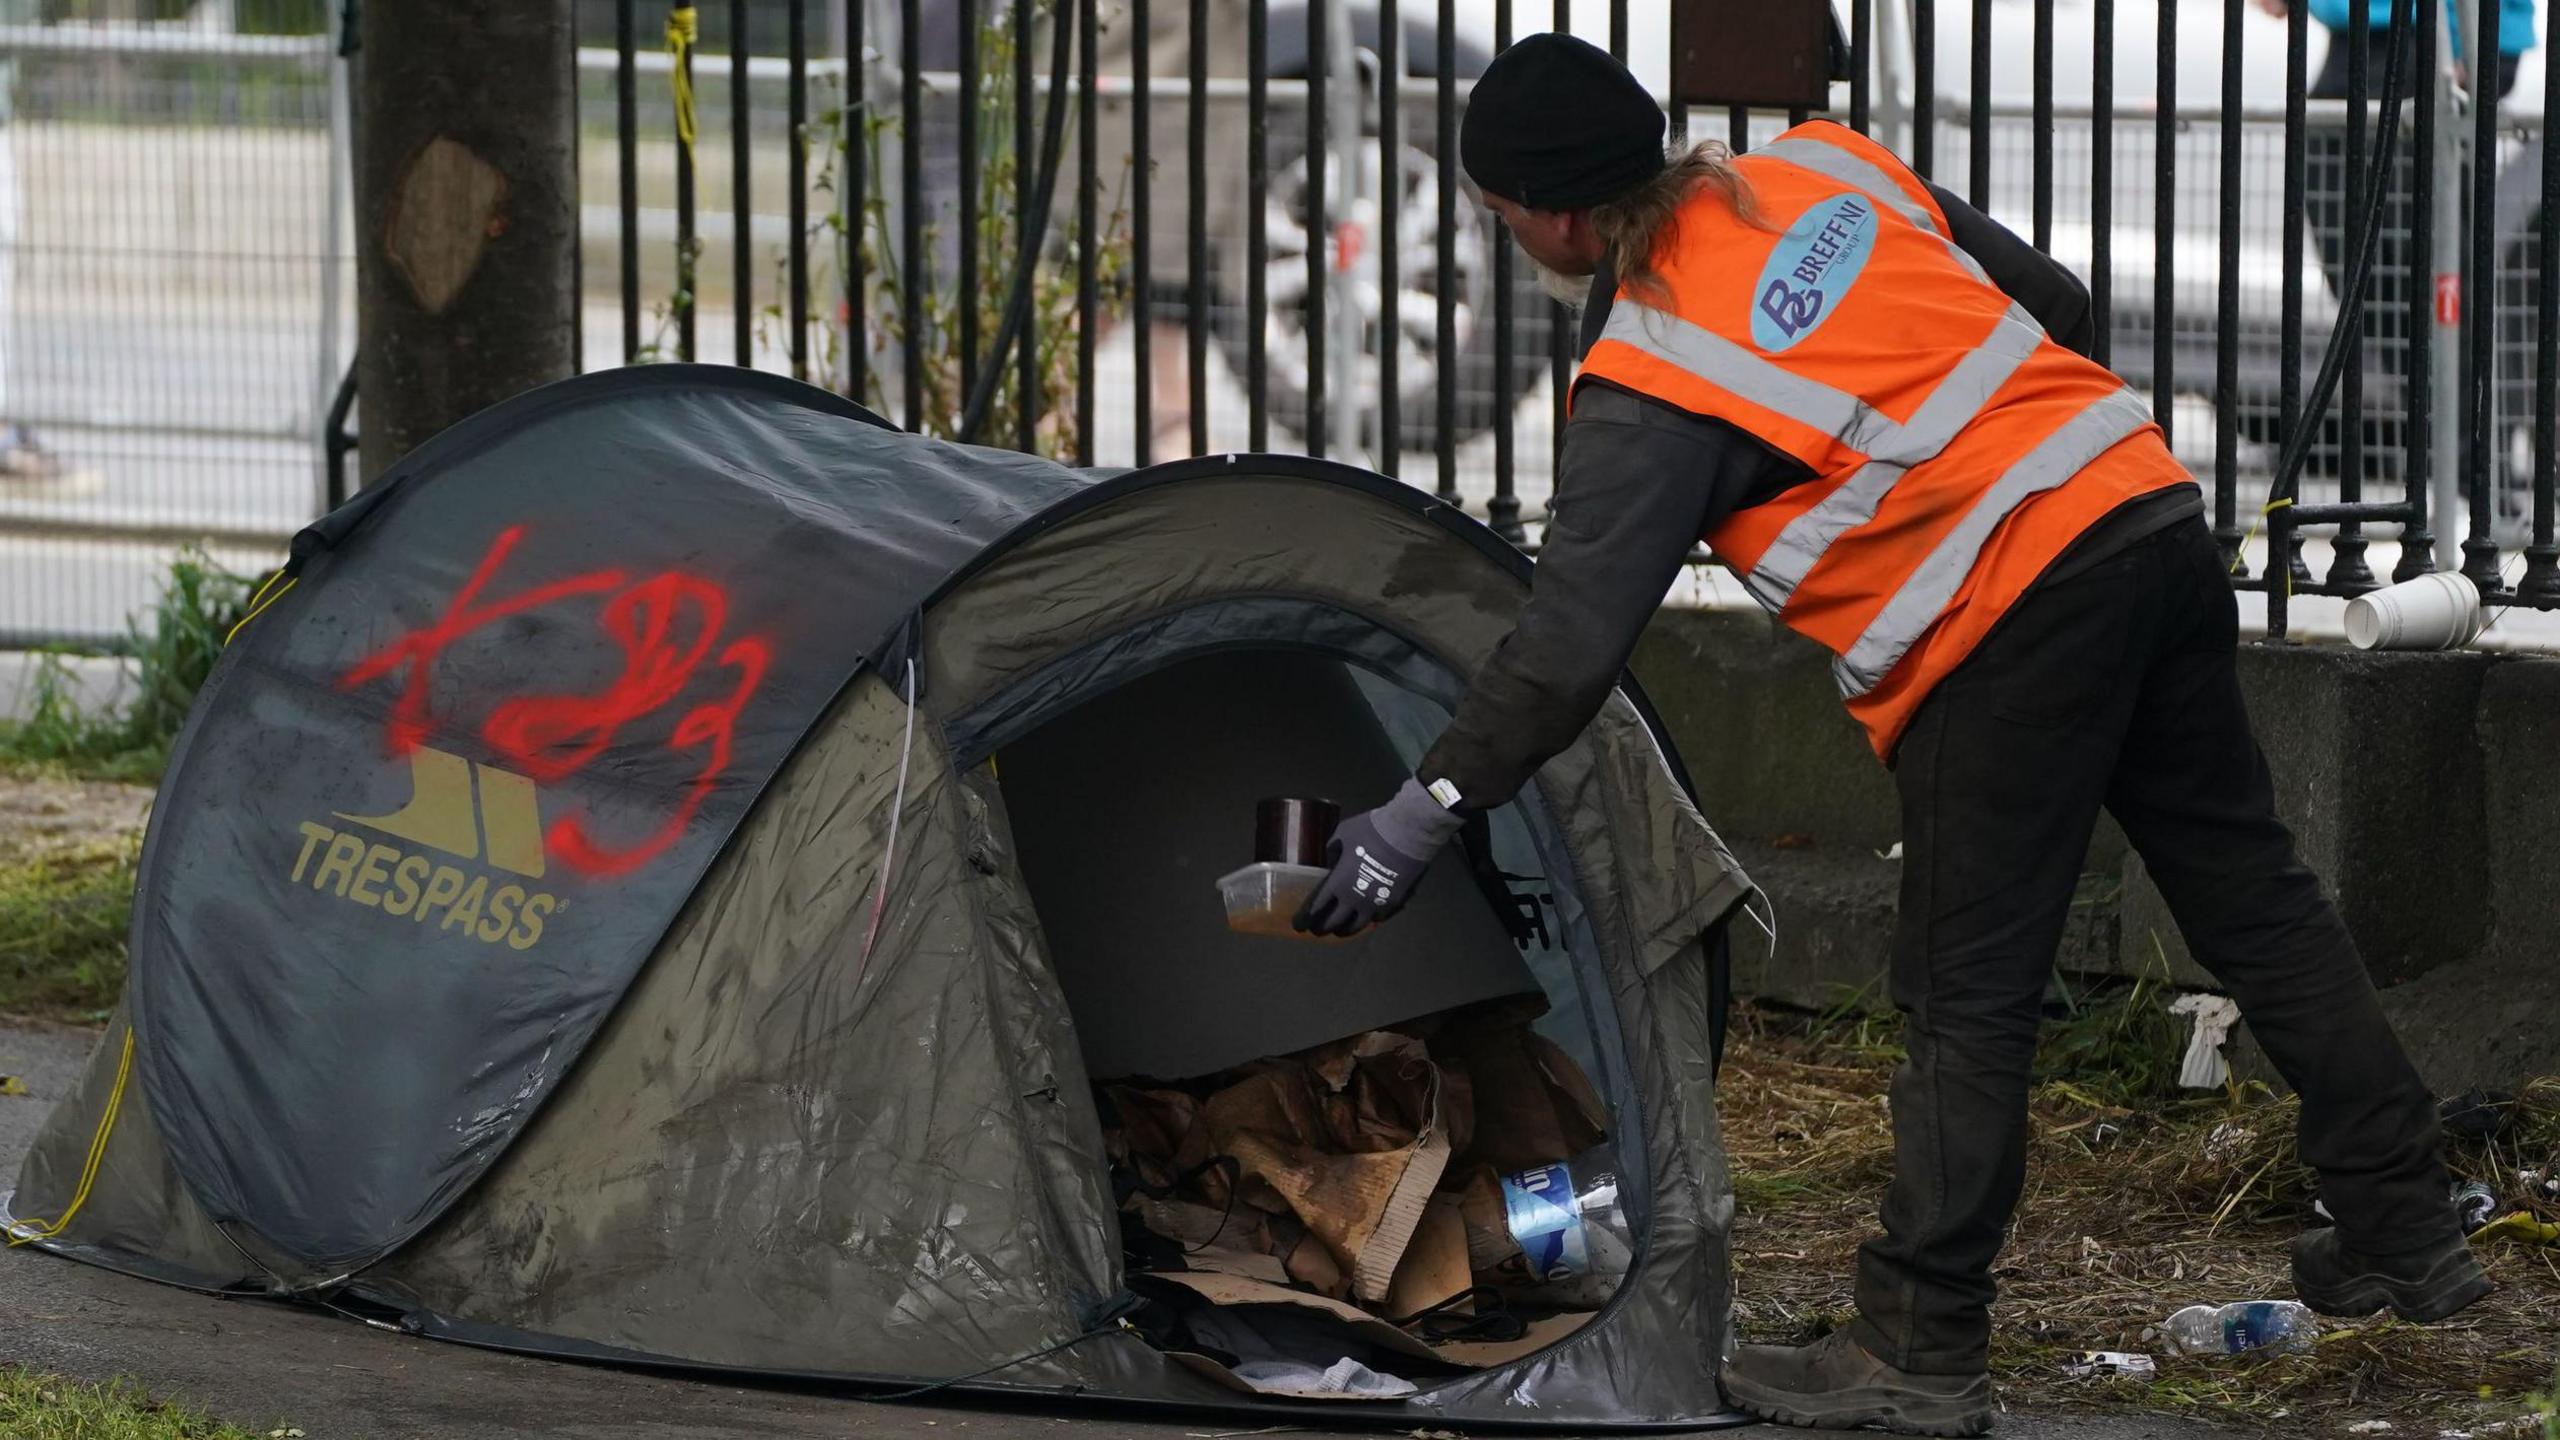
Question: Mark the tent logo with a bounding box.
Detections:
[336,746,546,878]
[287,746,560,949]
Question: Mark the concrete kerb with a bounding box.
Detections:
[1633,609,2558,1090]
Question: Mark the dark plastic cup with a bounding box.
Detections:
[1254,797,1340,866]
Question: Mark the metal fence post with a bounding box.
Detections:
[1132,0,1152,463]
[2400,0,2443,580]
[2278,0,2306,584]
[1326,0,1362,466]
[1849,0,1870,134]
[847,0,868,402]
[1306,0,1329,459]
[2527,20,2560,603]
[2215,0,2245,582]
[1489,0,1520,542]
[316,0,353,514]
[2330,9,2375,588]
[1076,0,1098,464]
[898,0,923,428]
[1382,0,1405,477]
[1248,0,1270,452]
[2089,0,2111,368]
[789,0,810,380]
[1548,0,1569,479]
[959,0,981,399]
[677,3,700,361]
[2031,0,2052,251]
[1015,0,1038,450]
[1188,0,1210,456]
[2459,0,2503,590]
[618,0,641,362]
[1968,0,1989,208]
[1434,0,1457,503]
[2157,0,2181,527]
[733,0,753,366]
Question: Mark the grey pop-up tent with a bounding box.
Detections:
[5,367,1754,1429]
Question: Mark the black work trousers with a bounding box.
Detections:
[1849,517,2457,1376]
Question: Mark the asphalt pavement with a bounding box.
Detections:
[0,1021,2256,1440]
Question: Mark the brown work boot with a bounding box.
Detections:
[1722,1327,1993,1436]
[2292,1228,2492,1323]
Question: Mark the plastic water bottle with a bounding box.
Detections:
[1491,1144,1634,1309]
[2160,1300,2319,1357]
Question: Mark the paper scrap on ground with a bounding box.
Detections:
[2169,993,2242,1088]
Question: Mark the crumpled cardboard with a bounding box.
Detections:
[1189,1030,1454,1303]
[1428,999,1607,1175]
[1384,1197,1476,1322]
[1102,1084,1215,1192]
[1137,1195,1266,1255]
[1184,1244,1292,1286]
[1102,999,1608,1327]
[1150,1270,1445,1361]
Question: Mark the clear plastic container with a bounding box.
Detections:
[1217,861,1330,939]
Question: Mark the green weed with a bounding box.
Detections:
[0,1369,270,1440]
[2033,936,2195,1109]
[0,548,259,782]
[0,839,137,1021]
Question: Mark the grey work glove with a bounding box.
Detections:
[1292,778,1468,938]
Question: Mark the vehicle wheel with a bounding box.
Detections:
[1217,122,1552,456]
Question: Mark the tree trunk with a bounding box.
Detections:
[355,0,577,484]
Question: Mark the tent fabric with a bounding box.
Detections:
[7,366,1756,1428]
[131,370,1096,1279]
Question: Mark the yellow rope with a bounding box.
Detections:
[7,1027,133,1247]
[224,572,297,647]
[2232,496,2297,596]
[666,6,700,151]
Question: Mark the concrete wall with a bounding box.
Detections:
[1629,607,2123,1009]
[1631,606,2560,1089]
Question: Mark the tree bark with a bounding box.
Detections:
[356,0,577,484]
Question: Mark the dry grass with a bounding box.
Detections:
[1719,994,2560,1439]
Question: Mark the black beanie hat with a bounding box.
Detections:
[1460,33,1666,212]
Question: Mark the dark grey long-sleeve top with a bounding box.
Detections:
[1417,182,2201,806]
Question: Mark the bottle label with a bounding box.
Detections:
[1500,1162,1592,1282]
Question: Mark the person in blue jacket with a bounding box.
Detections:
[2267,0,2536,98]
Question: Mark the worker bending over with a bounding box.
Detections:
[1294,34,2485,1438]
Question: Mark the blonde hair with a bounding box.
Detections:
[1590,140,1764,303]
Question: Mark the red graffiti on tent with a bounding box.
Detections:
[338,523,772,878]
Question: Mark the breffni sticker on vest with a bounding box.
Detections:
[1749,191,1878,353]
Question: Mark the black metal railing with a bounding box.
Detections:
[587,0,2560,631]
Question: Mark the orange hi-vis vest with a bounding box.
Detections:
[1576,120,2193,758]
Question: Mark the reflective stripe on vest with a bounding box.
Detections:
[1753,134,1994,287]
[1599,289,2144,694]
[1831,387,2156,695]
[1734,302,2044,610]
[1584,124,2163,704]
